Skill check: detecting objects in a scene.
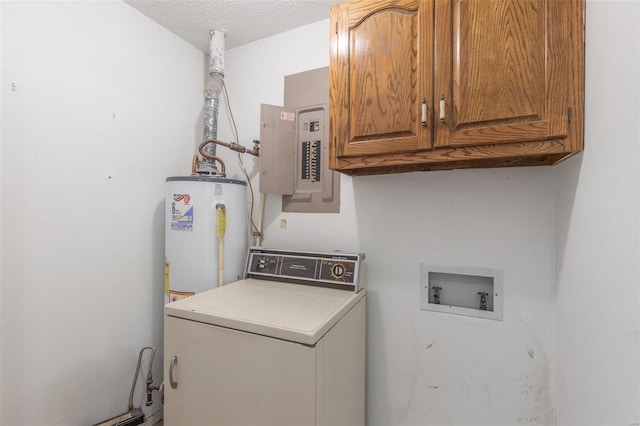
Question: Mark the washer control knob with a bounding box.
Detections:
[331,263,346,280]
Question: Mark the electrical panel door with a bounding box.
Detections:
[259,67,340,213]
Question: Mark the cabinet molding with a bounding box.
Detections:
[329,0,585,176]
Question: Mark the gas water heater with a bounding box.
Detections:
[164,176,247,303]
[163,28,254,304]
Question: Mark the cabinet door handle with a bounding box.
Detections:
[439,96,446,126]
[421,98,427,128]
[169,355,178,389]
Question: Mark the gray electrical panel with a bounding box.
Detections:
[259,104,295,195]
[259,67,340,213]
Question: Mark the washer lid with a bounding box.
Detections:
[164,278,365,346]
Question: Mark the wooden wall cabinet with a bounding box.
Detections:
[329,0,585,176]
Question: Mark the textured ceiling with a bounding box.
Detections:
[124,0,342,53]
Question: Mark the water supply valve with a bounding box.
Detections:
[432,286,442,304]
[477,292,489,311]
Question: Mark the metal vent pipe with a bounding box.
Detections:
[198,30,226,175]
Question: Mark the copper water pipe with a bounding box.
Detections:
[198,139,226,176]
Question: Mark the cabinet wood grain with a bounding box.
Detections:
[329,0,585,175]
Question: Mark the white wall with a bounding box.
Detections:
[555,1,640,424]
[0,0,4,415]
[221,20,558,425]
[1,2,204,425]
[2,1,638,425]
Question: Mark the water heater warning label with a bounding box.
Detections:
[171,193,193,231]
[169,290,195,302]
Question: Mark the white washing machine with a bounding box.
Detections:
[163,247,366,426]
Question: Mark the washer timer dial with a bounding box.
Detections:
[330,263,346,279]
[320,260,354,283]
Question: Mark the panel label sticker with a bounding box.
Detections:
[280,111,295,121]
[171,193,193,231]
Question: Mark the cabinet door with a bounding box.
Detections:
[164,316,316,426]
[434,0,570,148]
[330,0,432,162]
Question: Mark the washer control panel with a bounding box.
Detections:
[246,247,365,292]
